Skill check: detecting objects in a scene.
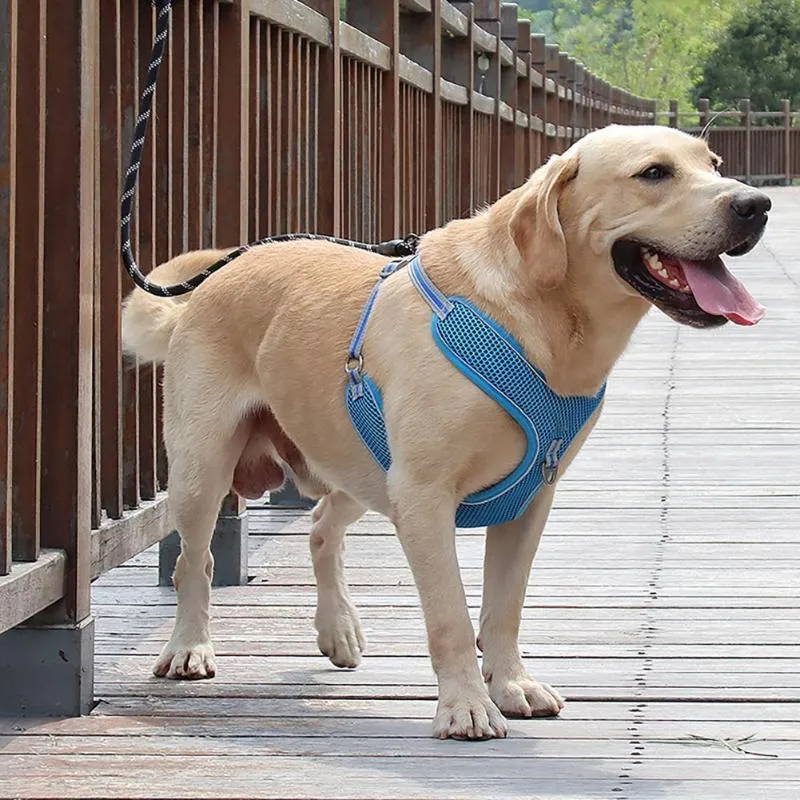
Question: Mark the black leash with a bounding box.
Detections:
[121,0,419,298]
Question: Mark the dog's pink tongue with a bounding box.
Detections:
[679,257,765,326]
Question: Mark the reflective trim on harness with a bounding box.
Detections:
[345,255,605,527]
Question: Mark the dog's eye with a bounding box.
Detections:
[638,165,672,181]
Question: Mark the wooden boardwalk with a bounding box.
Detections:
[2,188,799,799]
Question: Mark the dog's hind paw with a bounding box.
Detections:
[153,640,217,680]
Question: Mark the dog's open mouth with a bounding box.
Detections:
[612,239,766,328]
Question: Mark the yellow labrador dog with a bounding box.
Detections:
[122,125,769,740]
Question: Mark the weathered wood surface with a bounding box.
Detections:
[1,188,799,797]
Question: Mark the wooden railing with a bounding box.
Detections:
[0,0,654,715]
[660,99,800,185]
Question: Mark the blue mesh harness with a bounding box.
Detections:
[345,255,605,528]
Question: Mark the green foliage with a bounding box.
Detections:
[540,0,737,107]
[517,7,557,37]
[692,0,800,110]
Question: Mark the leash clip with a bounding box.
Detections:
[541,438,563,485]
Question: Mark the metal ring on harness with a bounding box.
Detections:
[344,354,364,376]
[541,462,559,485]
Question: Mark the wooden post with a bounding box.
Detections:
[585,69,594,131]
[449,2,475,216]
[474,1,501,200]
[165,0,251,588]
[603,80,612,126]
[557,52,570,150]
[698,97,710,131]
[12,0,45,561]
[575,61,589,138]
[516,19,532,181]
[530,34,547,165]
[669,99,678,128]
[498,2,517,193]
[1,0,97,717]
[399,1,442,229]
[783,99,791,186]
[741,98,751,184]
[544,44,559,155]
[0,0,15,577]
[303,0,340,236]
[97,0,123,525]
[648,98,657,126]
[348,0,399,238]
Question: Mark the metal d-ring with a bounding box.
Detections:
[541,462,559,485]
[344,353,364,376]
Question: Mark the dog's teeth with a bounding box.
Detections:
[658,268,669,278]
[644,252,662,268]
[668,278,680,288]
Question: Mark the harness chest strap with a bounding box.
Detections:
[345,256,605,528]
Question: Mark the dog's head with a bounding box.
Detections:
[509,125,769,328]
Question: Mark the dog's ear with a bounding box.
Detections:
[509,152,579,290]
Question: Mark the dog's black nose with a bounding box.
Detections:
[730,191,772,221]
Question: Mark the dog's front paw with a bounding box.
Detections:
[433,689,508,740]
[488,673,564,718]
[315,598,366,669]
[153,640,217,680]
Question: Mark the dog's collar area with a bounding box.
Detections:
[345,256,605,527]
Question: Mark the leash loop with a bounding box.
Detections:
[121,0,418,298]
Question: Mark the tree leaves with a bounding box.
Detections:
[692,0,800,110]
[539,0,738,107]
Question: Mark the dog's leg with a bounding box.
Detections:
[152,453,235,679]
[310,491,366,668]
[478,485,564,717]
[389,477,507,740]
[153,385,249,680]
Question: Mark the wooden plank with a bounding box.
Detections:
[440,1,467,37]
[0,758,608,800]
[215,0,249,242]
[201,1,218,247]
[345,0,398,239]
[90,494,171,579]
[0,0,14,575]
[249,0,330,47]
[10,0,44,560]
[310,0,339,236]
[398,1,440,228]
[119,0,140,509]
[97,0,123,522]
[398,54,433,93]
[8,730,800,760]
[12,709,800,741]
[339,22,390,71]
[135,2,157,507]
[0,550,65,634]
[39,0,96,622]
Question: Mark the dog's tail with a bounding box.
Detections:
[121,248,230,364]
